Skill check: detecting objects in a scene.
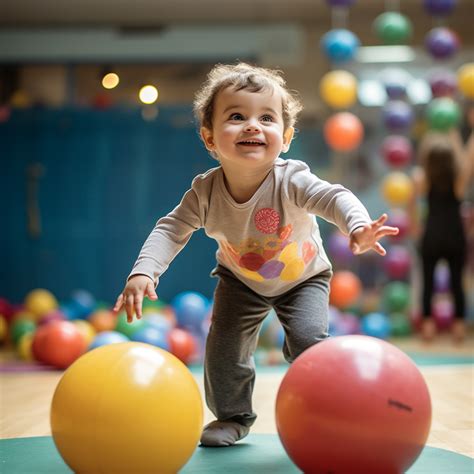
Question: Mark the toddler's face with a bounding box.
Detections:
[201,86,294,170]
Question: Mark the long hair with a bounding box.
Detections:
[418,134,457,193]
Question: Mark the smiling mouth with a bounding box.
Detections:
[237,140,266,146]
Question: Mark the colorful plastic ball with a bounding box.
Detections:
[381,171,413,207]
[17,332,35,361]
[88,309,116,332]
[383,101,414,132]
[326,0,356,6]
[38,309,66,326]
[71,320,96,347]
[319,70,357,109]
[423,0,457,16]
[380,68,411,100]
[327,231,353,265]
[276,335,432,474]
[457,63,474,99]
[434,262,450,292]
[115,312,147,338]
[145,312,173,334]
[433,296,454,329]
[24,289,58,319]
[320,29,360,63]
[10,318,37,345]
[324,112,364,152]
[425,27,460,59]
[168,328,198,365]
[386,209,410,241]
[89,330,129,350]
[336,312,361,335]
[32,321,87,369]
[383,281,410,312]
[381,135,413,168]
[426,97,461,131]
[384,245,411,280]
[50,342,203,474]
[171,291,209,331]
[329,271,362,309]
[361,312,391,339]
[390,312,412,337]
[373,12,413,45]
[428,70,457,98]
[131,325,170,350]
[70,289,96,319]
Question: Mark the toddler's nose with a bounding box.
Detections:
[245,119,261,132]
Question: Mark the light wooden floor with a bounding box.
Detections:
[1,335,473,458]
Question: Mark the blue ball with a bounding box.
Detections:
[70,289,96,319]
[171,291,209,330]
[131,326,169,350]
[89,331,129,350]
[361,312,391,339]
[321,29,360,63]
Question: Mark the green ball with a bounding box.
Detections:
[426,98,461,131]
[390,312,412,337]
[114,312,147,338]
[383,282,410,313]
[373,12,413,45]
[10,319,37,345]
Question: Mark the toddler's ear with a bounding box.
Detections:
[282,127,295,153]
[200,127,215,151]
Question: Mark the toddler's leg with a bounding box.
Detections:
[202,266,271,447]
[273,271,331,363]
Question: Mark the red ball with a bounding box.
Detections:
[168,328,197,365]
[381,135,413,168]
[384,245,411,279]
[386,209,410,241]
[276,335,432,474]
[32,321,87,369]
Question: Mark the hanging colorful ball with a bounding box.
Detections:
[386,209,410,241]
[319,70,357,109]
[320,29,360,63]
[425,27,460,60]
[383,281,410,312]
[329,271,362,309]
[327,231,354,265]
[383,101,414,132]
[423,0,457,16]
[428,70,457,97]
[457,63,474,99]
[381,135,413,168]
[324,112,364,151]
[381,171,413,206]
[426,97,461,131]
[373,12,413,45]
[380,68,411,100]
[384,245,411,280]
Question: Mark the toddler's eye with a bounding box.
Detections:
[229,113,244,120]
[261,115,274,122]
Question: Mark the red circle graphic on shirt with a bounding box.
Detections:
[254,208,281,234]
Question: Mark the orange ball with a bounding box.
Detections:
[89,309,116,332]
[324,112,364,152]
[329,271,362,309]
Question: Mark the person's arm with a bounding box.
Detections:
[287,162,397,254]
[113,184,204,321]
[408,165,425,240]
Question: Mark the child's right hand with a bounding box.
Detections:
[112,275,158,323]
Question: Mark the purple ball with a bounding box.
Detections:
[326,0,356,6]
[425,27,460,59]
[384,245,411,280]
[428,70,457,97]
[423,0,457,16]
[383,101,414,132]
[380,68,411,100]
[434,263,451,292]
[328,231,353,265]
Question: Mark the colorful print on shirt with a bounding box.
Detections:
[219,208,318,282]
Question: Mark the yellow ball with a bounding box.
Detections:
[24,289,58,319]
[71,320,96,346]
[382,172,413,206]
[17,332,34,361]
[50,342,203,474]
[320,70,357,109]
[458,63,474,99]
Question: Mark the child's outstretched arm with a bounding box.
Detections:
[349,213,399,256]
[113,274,158,323]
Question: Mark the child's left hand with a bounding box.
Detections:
[349,214,399,256]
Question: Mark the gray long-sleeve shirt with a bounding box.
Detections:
[129,158,371,297]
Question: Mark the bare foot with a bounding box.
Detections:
[452,320,466,344]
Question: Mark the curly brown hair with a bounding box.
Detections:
[193,62,303,132]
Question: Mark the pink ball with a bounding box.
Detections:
[381,135,413,168]
[384,245,411,280]
[433,297,454,330]
[386,209,410,241]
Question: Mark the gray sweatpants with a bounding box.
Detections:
[204,264,332,427]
